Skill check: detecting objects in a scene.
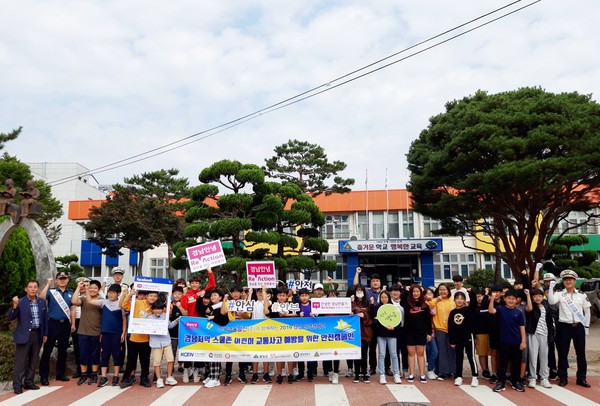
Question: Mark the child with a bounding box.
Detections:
[202,289,230,388]
[249,286,273,384]
[296,288,318,382]
[426,283,456,380]
[352,285,373,383]
[144,302,179,388]
[322,289,343,384]
[525,288,554,388]
[119,290,159,388]
[473,289,492,380]
[224,285,251,385]
[87,284,127,387]
[448,291,479,387]
[267,287,299,384]
[401,284,432,384]
[488,289,526,392]
[372,290,402,384]
[169,286,187,379]
[423,287,439,380]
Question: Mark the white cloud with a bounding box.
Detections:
[1,0,599,190]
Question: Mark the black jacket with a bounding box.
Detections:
[525,300,556,344]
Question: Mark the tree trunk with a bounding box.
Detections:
[167,244,174,280]
[494,235,502,283]
[138,250,145,276]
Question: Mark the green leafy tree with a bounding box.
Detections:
[0,227,36,303]
[123,169,189,279]
[0,127,21,151]
[55,254,86,289]
[81,181,183,276]
[264,139,355,195]
[407,87,600,279]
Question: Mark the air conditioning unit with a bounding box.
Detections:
[350,235,359,241]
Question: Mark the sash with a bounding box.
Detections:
[562,291,585,323]
[50,289,72,322]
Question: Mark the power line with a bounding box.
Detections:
[49,0,539,187]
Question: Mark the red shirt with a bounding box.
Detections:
[180,272,216,317]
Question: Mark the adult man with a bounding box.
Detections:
[547,269,591,387]
[39,271,76,385]
[353,267,382,374]
[8,280,48,395]
[19,180,40,218]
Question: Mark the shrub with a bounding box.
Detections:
[0,332,15,381]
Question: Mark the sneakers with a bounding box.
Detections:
[541,379,552,388]
[369,368,376,376]
[166,376,177,386]
[385,368,393,377]
[295,373,304,381]
[112,376,119,386]
[251,374,259,384]
[363,375,370,383]
[419,375,427,384]
[481,370,491,380]
[513,380,525,392]
[203,376,211,384]
[193,368,200,383]
[98,376,108,387]
[224,376,233,386]
[156,378,164,388]
[238,374,247,384]
[140,378,151,388]
[394,374,402,384]
[119,376,135,389]
[493,382,505,392]
[528,378,536,388]
[88,374,98,385]
[379,375,387,385]
[77,375,88,386]
[407,374,415,383]
[331,373,339,385]
[328,371,333,382]
[276,375,283,384]
[549,370,558,381]
[263,373,272,383]
[345,368,354,378]
[471,377,479,387]
[490,374,499,384]
[426,371,437,380]
[204,379,220,388]
[182,368,190,383]
[454,377,463,386]
[288,375,294,384]
[353,375,360,383]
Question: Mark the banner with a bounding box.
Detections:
[287,279,313,291]
[178,315,361,362]
[246,261,277,288]
[128,276,173,335]
[310,298,352,315]
[186,240,227,272]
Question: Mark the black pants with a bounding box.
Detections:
[225,362,248,377]
[368,337,377,369]
[354,340,370,376]
[13,331,42,390]
[39,319,71,378]
[454,335,478,378]
[323,360,340,374]
[72,319,81,373]
[122,340,151,380]
[497,342,521,384]
[298,361,318,377]
[556,322,586,380]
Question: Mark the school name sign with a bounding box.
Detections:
[178,316,361,362]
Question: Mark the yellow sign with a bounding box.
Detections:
[375,304,402,328]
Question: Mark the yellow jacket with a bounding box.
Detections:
[121,296,150,343]
[427,297,456,333]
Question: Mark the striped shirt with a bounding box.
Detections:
[534,304,548,336]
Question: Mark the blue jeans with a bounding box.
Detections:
[377,336,399,376]
[435,329,456,376]
[426,336,439,372]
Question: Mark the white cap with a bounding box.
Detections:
[313,283,324,290]
[559,269,578,280]
[542,272,556,281]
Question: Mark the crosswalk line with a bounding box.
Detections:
[459,385,517,406]
[315,384,349,406]
[536,384,598,406]
[149,385,201,406]
[69,385,130,406]
[1,386,61,406]
[387,384,431,406]
[232,385,272,406]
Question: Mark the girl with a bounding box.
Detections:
[448,291,479,387]
[372,290,402,384]
[323,289,342,384]
[352,285,373,383]
[427,283,456,379]
[402,284,432,384]
[201,289,229,388]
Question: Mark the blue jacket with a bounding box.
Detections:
[7,296,49,344]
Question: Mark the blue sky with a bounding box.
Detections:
[1,0,599,191]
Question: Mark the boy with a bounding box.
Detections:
[119,289,159,388]
[448,291,478,387]
[268,287,300,384]
[488,289,526,392]
[144,302,179,388]
[223,285,251,385]
[249,286,273,384]
[473,290,492,380]
[297,288,318,382]
[169,286,187,378]
[525,288,554,388]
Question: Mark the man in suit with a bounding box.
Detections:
[8,280,48,394]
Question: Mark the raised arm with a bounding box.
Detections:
[39,278,53,300]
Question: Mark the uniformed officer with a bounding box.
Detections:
[38,271,76,385]
[547,269,591,388]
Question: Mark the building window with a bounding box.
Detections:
[401,211,414,238]
[433,252,476,280]
[357,213,369,239]
[83,266,102,278]
[150,258,169,279]
[387,212,399,238]
[372,212,385,239]
[323,214,350,239]
[423,215,441,237]
[557,211,595,235]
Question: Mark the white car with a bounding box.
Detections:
[579,278,600,317]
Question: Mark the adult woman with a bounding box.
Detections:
[427,283,456,379]
[372,291,402,384]
[402,284,432,384]
[352,285,373,383]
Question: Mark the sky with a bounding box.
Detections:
[1,0,599,193]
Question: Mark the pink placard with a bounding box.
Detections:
[246,261,277,288]
[186,240,226,272]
